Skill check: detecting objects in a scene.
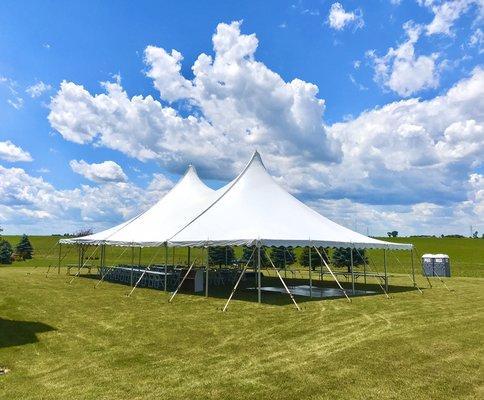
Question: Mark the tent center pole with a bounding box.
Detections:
[164,244,168,292]
[383,249,388,292]
[257,243,261,304]
[57,243,62,275]
[131,246,134,287]
[309,245,312,298]
[351,247,355,294]
[411,248,416,288]
[205,246,209,298]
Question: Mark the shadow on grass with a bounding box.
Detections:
[79,272,421,307]
[0,318,56,348]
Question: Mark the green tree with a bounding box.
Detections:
[0,240,13,264]
[299,247,329,270]
[242,246,268,267]
[332,247,367,272]
[387,231,398,237]
[269,247,296,268]
[208,246,235,267]
[15,234,34,260]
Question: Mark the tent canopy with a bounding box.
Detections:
[60,165,220,246]
[168,152,412,250]
[61,152,412,251]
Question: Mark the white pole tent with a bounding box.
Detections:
[60,165,220,247]
[166,151,413,308]
[58,151,414,307]
[59,165,226,292]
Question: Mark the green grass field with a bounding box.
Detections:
[0,236,483,399]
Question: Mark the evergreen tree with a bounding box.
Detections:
[0,240,13,264]
[15,234,34,260]
[332,247,367,272]
[241,245,268,267]
[299,247,329,270]
[208,246,235,267]
[269,247,296,268]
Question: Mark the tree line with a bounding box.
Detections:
[0,230,34,264]
[208,245,367,271]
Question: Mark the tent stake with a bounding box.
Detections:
[222,247,256,312]
[265,250,300,311]
[169,258,198,303]
[314,246,351,302]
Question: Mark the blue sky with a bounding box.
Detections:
[0,0,482,236]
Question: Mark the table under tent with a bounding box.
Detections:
[58,151,420,310]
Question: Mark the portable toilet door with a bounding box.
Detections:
[421,254,434,276]
[433,254,451,277]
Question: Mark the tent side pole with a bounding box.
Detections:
[351,247,355,294]
[205,246,209,298]
[222,247,256,312]
[130,246,134,287]
[57,243,62,275]
[257,243,261,304]
[383,249,388,292]
[353,245,390,298]
[138,247,142,267]
[169,257,198,303]
[314,246,351,302]
[309,245,312,298]
[265,250,300,311]
[164,243,168,292]
[363,248,367,285]
[187,247,191,267]
[411,248,416,287]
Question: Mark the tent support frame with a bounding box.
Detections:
[222,247,256,312]
[264,249,300,311]
[169,258,198,303]
[94,246,129,288]
[314,246,351,302]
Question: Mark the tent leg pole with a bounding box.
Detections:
[411,248,416,288]
[169,258,198,303]
[351,247,355,295]
[164,244,168,292]
[205,246,209,298]
[363,249,367,285]
[223,248,256,312]
[309,245,312,298]
[265,250,300,311]
[131,246,134,287]
[257,244,261,304]
[314,246,351,302]
[353,246,390,299]
[57,243,62,275]
[138,247,142,267]
[383,249,388,292]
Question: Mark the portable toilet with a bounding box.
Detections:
[421,254,450,277]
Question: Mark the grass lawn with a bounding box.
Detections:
[0,237,483,399]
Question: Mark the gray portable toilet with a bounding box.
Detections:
[421,254,451,277]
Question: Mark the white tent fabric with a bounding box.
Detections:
[168,152,412,250]
[60,165,220,246]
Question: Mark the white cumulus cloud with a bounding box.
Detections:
[0,140,33,162]
[367,21,440,96]
[327,2,364,31]
[69,159,128,182]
